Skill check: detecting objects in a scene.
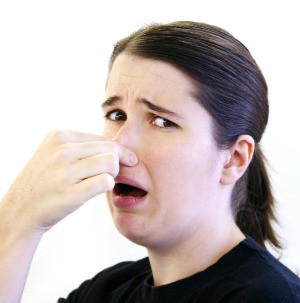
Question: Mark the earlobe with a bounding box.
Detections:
[220,135,255,185]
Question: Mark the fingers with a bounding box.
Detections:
[57,143,138,184]
[2,130,138,232]
[46,130,138,184]
[70,153,120,181]
[115,141,139,167]
[74,173,115,202]
[45,129,138,168]
[45,130,104,144]
[57,140,138,167]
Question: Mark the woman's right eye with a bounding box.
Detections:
[105,110,126,121]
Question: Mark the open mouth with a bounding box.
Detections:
[113,183,148,198]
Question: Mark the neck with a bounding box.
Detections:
[147,218,245,286]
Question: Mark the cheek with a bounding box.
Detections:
[146,142,220,193]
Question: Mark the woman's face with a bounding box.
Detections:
[103,54,229,251]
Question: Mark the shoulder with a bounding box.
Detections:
[223,276,300,302]
[220,237,300,302]
[59,258,150,302]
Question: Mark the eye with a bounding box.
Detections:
[105,110,126,121]
[151,116,177,130]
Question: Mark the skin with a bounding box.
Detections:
[103,53,254,285]
[0,53,254,301]
[0,130,138,302]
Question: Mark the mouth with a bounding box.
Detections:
[113,183,148,198]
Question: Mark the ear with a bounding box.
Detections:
[220,135,255,185]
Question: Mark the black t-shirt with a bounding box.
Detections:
[58,237,300,302]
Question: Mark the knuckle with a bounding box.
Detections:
[111,167,119,178]
[101,174,115,191]
[48,130,71,144]
[106,141,119,155]
[106,153,119,177]
[52,143,73,162]
[109,152,119,163]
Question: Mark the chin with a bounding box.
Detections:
[114,215,163,252]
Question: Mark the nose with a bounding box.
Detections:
[112,121,139,152]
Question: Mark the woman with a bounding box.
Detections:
[1,21,299,302]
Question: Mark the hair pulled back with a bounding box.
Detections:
[109,21,280,249]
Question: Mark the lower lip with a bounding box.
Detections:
[112,195,147,209]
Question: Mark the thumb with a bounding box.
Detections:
[115,142,138,167]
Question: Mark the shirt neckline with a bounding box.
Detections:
[140,237,261,300]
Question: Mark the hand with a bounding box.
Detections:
[1,130,138,233]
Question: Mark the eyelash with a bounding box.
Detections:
[104,109,178,130]
[104,109,126,122]
[151,116,177,130]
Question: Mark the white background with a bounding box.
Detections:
[0,1,299,302]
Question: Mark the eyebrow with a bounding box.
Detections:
[102,95,120,109]
[102,95,184,119]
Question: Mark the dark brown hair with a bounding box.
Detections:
[109,21,280,249]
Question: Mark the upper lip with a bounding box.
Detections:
[114,175,148,192]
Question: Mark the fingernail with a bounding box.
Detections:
[129,153,138,165]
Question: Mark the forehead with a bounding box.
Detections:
[106,54,198,99]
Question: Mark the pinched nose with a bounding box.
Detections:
[114,141,139,167]
[112,122,140,166]
[112,120,141,146]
